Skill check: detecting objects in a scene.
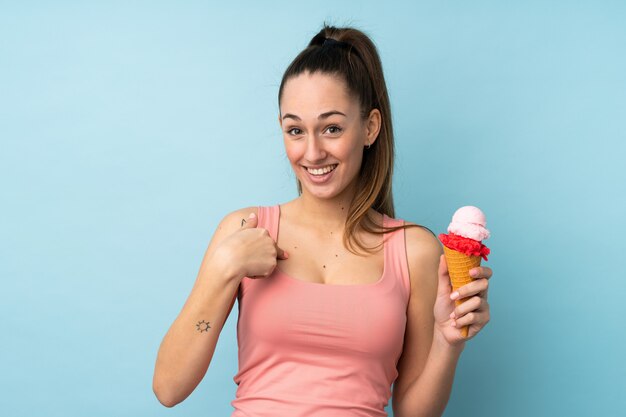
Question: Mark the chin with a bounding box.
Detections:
[303,183,351,200]
[295,165,357,199]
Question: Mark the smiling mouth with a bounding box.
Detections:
[303,164,338,176]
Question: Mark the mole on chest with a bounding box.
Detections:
[277,244,383,285]
[276,216,384,284]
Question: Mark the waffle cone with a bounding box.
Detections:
[442,245,482,338]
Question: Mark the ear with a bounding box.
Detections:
[365,108,382,146]
[278,113,282,127]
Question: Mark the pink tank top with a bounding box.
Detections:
[231,205,411,417]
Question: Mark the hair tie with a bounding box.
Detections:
[322,37,349,48]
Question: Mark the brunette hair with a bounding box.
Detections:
[278,23,434,255]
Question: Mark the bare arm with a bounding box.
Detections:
[393,225,492,417]
[394,332,464,417]
[392,226,464,417]
[151,207,256,407]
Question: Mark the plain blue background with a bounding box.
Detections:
[1,1,624,416]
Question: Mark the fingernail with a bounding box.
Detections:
[470,269,478,277]
[249,212,256,218]
[450,292,459,300]
[284,251,289,258]
[449,312,455,319]
[450,320,456,327]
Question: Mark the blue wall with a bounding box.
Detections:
[1,1,624,416]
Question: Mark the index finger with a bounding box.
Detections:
[470,266,493,279]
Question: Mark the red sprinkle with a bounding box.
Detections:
[438,232,490,261]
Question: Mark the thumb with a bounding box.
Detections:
[275,243,289,260]
[240,212,258,229]
[437,254,452,297]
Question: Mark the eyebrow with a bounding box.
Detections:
[282,110,347,121]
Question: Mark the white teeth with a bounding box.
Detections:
[306,164,337,176]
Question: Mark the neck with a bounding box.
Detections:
[293,189,356,231]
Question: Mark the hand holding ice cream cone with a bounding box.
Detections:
[434,206,493,343]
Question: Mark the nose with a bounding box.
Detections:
[304,135,327,163]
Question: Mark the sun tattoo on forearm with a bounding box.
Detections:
[196,320,211,332]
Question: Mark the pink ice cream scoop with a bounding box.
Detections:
[447,206,490,241]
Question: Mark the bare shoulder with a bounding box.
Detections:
[203,206,259,258]
[216,206,259,233]
[403,222,443,287]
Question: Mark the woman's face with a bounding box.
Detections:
[278,71,380,200]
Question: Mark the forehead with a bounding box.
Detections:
[280,71,358,116]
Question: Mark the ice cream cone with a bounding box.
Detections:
[442,245,482,338]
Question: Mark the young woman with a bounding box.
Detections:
[153,24,493,417]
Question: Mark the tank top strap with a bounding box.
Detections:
[256,205,279,240]
[383,215,412,299]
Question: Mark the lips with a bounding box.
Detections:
[302,164,337,184]
[305,164,338,175]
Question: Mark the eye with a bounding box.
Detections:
[286,127,303,136]
[326,125,343,135]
